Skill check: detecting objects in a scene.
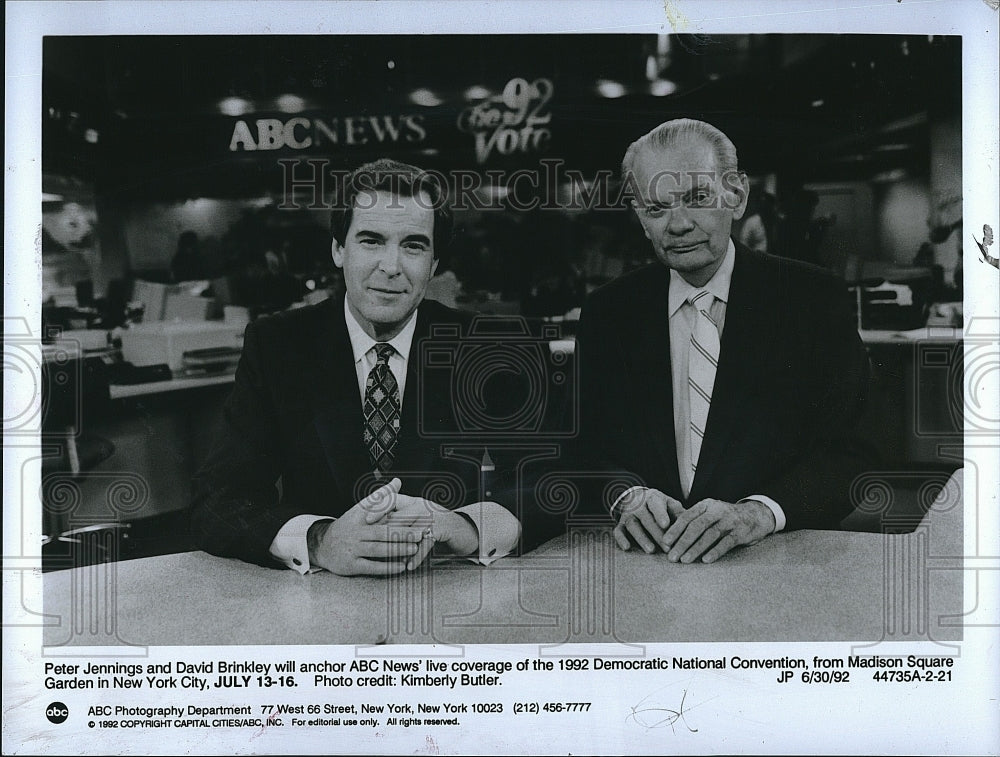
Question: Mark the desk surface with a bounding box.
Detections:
[44,473,963,647]
[859,326,962,344]
[109,371,236,400]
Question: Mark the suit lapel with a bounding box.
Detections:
[623,266,682,497]
[310,297,371,497]
[688,248,769,501]
[392,302,438,472]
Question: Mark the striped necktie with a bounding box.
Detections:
[688,289,720,479]
[363,343,401,472]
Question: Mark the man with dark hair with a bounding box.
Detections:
[329,157,454,256]
[192,159,539,574]
[578,118,874,564]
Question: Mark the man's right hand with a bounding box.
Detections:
[612,487,684,553]
[307,478,431,575]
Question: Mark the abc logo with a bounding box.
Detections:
[46,702,69,724]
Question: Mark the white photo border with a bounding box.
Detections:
[4,1,998,755]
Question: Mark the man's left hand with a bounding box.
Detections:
[383,499,480,570]
[660,499,775,563]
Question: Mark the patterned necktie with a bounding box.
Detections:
[363,343,401,472]
[688,289,720,479]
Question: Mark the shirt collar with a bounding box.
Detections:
[343,297,418,365]
[668,238,736,317]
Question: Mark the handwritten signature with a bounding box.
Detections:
[628,687,712,733]
[251,711,280,741]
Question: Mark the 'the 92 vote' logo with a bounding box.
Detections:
[46,702,69,724]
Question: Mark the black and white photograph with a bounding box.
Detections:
[4,1,998,755]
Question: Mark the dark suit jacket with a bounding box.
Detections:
[191,295,560,566]
[575,245,874,530]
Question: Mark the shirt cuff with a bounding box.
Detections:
[739,495,785,533]
[269,514,333,574]
[454,502,520,565]
[609,486,649,520]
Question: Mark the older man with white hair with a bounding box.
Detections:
[577,118,875,564]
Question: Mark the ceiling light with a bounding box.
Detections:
[219,96,251,116]
[276,94,306,113]
[649,79,677,97]
[645,55,658,81]
[880,112,927,134]
[811,99,825,108]
[464,85,491,101]
[872,168,908,183]
[409,88,443,107]
[596,79,627,98]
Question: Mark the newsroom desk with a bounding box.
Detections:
[43,472,964,647]
[107,371,236,400]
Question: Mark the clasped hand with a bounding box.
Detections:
[612,488,775,563]
[308,478,479,576]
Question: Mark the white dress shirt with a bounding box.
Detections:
[270,299,521,574]
[613,240,785,531]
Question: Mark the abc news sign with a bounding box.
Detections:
[228,115,427,151]
[226,77,554,162]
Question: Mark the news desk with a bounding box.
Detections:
[43,472,964,648]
